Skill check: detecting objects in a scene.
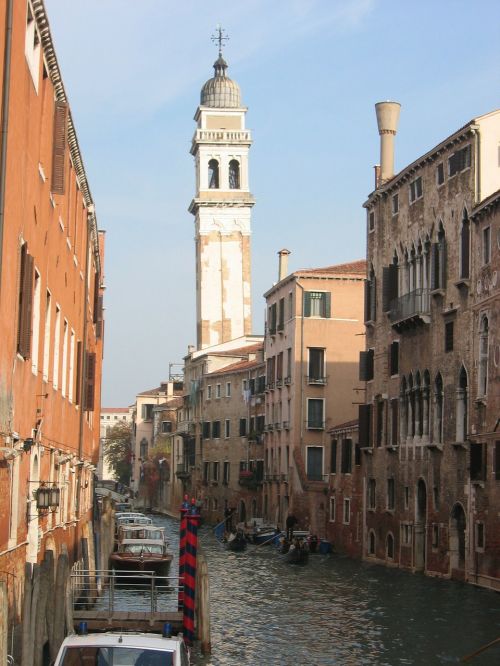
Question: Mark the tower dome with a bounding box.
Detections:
[200,55,242,108]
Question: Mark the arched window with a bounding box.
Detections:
[415,371,423,438]
[400,377,408,443]
[478,316,489,397]
[460,209,470,280]
[434,373,443,444]
[408,373,415,439]
[368,530,376,556]
[456,365,468,443]
[422,370,430,441]
[229,159,240,189]
[431,222,447,290]
[208,159,219,189]
[386,532,394,559]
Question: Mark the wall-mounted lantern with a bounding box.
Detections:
[36,483,60,510]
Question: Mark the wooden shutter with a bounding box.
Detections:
[390,341,399,376]
[364,280,370,322]
[461,221,470,279]
[324,292,331,318]
[330,439,337,473]
[17,248,34,359]
[75,341,82,405]
[382,264,398,311]
[93,273,100,323]
[358,404,372,448]
[391,398,399,446]
[359,350,374,382]
[303,291,311,317]
[84,351,96,411]
[51,101,68,194]
[96,295,104,339]
[370,277,376,321]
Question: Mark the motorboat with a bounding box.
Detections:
[114,515,153,537]
[251,525,279,546]
[110,539,173,575]
[117,524,167,544]
[53,629,189,665]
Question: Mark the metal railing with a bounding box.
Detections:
[389,288,430,323]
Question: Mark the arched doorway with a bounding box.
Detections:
[414,479,427,571]
[239,500,246,524]
[450,503,466,577]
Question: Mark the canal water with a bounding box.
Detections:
[140,515,500,665]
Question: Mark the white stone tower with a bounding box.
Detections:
[189,33,254,350]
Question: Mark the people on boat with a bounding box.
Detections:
[285,513,298,541]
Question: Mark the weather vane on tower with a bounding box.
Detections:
[211,24,229,56]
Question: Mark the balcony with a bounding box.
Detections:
[175,464,191,480]
[238,470,262,488]
[194,129,252,143]
[389,288,430,330]
[267,423,274,432]
[275,378,283,388]
[282,421,290,430]
[176,421,196,435]
[284,376,292,385]
[274,422,282,431]
[266,382,275,391]
[306,421,325,430]
[307,376,327,385]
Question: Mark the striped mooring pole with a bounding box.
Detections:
[178,495,190,610]
[183,499,200,645]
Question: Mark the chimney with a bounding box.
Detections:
[375,101,401,185]
[278,249,291,282]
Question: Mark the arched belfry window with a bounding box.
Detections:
[478,315,489,397]
[460,209,470,280]
[208,159,219,189]
[229,159,240,189]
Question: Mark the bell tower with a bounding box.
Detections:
[189,29,254,350]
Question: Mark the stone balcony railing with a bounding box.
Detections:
[194,129,252,143]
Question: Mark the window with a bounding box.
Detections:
[51,101,68,194]
[358,404,372,448]
[306,446,323,481]
[436,162,444,185]
[212,462,219,482]
[376,398,385,447]
[228,159,240,189]
[224,419,230,438]
[207,385,212,400]
[329,496,336,522]
[476,522,485,550]
[402,524,411,545]
[161,421,172,434]
[208,159,219,189]
[340,439,352,474]
[307,399,324,429]
[365,267,376,322]
[257,375,266,394]
[478,316,489,397]
[392,194,399,215]
[330,439,337,474]
[470,442,486,481]
[308,348,325,383]
[448,145,471,177]
[202,421,211,439]
[368,210,375,231]
[139,438,148,459]
[387,533,394,559]
[434,373,444,443]
[390,398,399,447]
[389,341,399,376]
[256,415,265,433]
[343,499,350,525]
[359,349,374,382]
[203,461,209,482]
[404,486,410,509]
[239,418,247,437]
[212,421,221,439]
[368,479,376,509]
[304,291,331,318]
[268,302,277,335]
[288,292,293,319]
[141,404,154,421]
[42,291,52,381]
[456,366,468,443]
[278,298,285,331]
[409,176,423,203]
[25,1,41,91]
[460,209,470,279]
[387,478,395,511]
[223,461,230,484]
[215,384,221,399]
[52,306,61,390]
[433,486,440,510]
[431,223,447,290]
[495,441,500,480]
[445,321,454,352]
[31,270,41,373]
[226,382,231,397]
[68,330,75,402]
[482,226,491,265]
[61,320,68,397]
[368,531,376,555]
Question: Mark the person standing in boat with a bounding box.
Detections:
[286,513,298,541]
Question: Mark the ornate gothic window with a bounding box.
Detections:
[208,159,219,189]
[456,366,468,443]
[478,315,489,397]
[460,209,470,280]
[434,373,444,444]
[229,159,240,189]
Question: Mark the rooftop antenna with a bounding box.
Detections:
[211,24,229,56]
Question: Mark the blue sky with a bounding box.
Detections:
[45,0,500,406]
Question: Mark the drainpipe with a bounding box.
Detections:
[0,0,14,301]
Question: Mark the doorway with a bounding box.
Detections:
[414,479,427,571]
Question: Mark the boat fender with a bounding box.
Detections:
[163,622,173,638]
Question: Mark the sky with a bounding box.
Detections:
[44,0,500,406]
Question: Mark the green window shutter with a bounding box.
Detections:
[324,292,331,318]
[303,292,311,317]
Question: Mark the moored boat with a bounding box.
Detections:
[53,628,189,665]
[225,530,247,552]
[252,525,278,545]
[110,538,173,575]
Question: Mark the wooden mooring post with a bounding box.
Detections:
[195,548,211,655]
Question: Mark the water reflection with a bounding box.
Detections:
[135,516,500,665]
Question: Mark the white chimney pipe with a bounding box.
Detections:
[278,249,291,282]
[375,101,401,184]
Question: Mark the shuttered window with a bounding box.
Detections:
[202,421,211,439]
[359,349,374,382]
[239,418,247,436]
[330,439,337,473]
[364,275,376,322]
[382,265,398,312]
[358,404,372,448]
[17,244,34,359]
[341,439,352,473]
[389,341,399,376]
[304,291,331,318]
[460,214,470,279]
[84,351,96,411]
[51,101,68,194]
[75,340,82,405]
[391,398,399,446]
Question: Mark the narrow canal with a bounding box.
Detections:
[140,515,500,665]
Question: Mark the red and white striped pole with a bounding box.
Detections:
[183,498,200,645]
[178,494,190,610]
